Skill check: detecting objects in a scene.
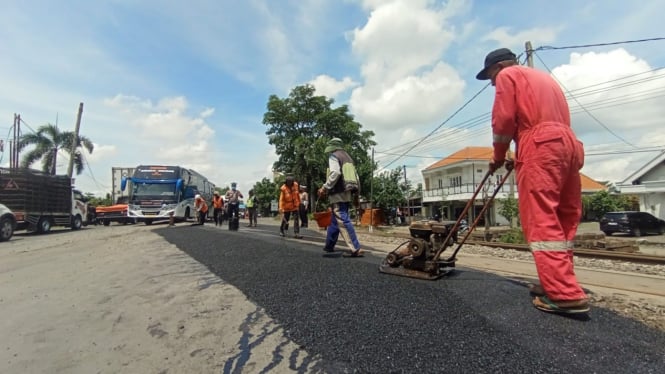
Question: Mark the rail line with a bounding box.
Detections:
[388,232,665,265]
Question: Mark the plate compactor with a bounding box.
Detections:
[379,169,512,280]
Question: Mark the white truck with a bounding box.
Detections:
[111,167,135,204]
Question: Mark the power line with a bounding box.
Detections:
[375,144,665,160]
[380,82,491,170]
[533,37,665,51]
[533,52,637,148]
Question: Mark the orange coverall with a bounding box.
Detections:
[492,65,586,301]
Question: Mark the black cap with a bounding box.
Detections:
[476,48,517,80]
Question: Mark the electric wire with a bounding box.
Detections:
[378,55,664,164]
[532,37,665,51]
[534,52,637,148]
[379,82,491,170]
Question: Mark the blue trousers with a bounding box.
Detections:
[324,202,360,251]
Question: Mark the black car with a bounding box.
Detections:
[599,211,665,237]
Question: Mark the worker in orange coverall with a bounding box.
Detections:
[476,48,589,314]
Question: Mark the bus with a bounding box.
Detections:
[121,165,215,225]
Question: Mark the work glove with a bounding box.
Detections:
[489,158,504,174]
[505,159,515,172]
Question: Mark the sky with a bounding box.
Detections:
[2,0,665,197]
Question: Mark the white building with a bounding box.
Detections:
[421,146,605,225]
[616,150,665,220]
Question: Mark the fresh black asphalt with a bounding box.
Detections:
[156,224,665,374]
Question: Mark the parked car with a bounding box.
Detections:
[0,203,17,242]
[599,211,665,237]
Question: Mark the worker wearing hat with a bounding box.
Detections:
[318,137,363,256]
[225,182,244,230]
[212,191,224,227]
[478,48,588,314]
[194,194,208,225]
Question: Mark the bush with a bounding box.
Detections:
[499,228,526,244]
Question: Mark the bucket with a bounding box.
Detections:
[313,208,332,228]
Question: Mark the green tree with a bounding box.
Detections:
[214,186,229,196]
[586,190,623,220]
[85,193,112,207]
[252,177,279,217]
[584,190,636,220]
[263,84,376,198]
[18,123,94,175]
[498,196,520,228]
[372,168,407,210]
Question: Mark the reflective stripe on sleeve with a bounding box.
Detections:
[529,241,573,251]
[493,134,513,144]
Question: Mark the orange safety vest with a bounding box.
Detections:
[195,199,208,213]
[279,182,301,212]
[212,195,224,209]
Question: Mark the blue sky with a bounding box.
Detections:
[2,0,665,196]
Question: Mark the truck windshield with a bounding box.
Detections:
[133,183,176,197]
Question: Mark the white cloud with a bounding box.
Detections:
[348,0,466,139]
[547,48,665,182]
[482,26,559,51]
[309,75,358,98]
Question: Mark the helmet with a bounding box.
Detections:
[195,194,201,200]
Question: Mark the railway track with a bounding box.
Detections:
[388,232,665,265]
[466,240,665,265]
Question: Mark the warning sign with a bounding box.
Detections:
[4,179,19,190]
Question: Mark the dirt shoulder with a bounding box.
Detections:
[0,226,318,373]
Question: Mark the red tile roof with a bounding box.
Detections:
[425,146,606,191]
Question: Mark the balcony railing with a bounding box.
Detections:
[423,183,513,201]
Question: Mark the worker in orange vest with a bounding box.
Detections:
[212,191,224,227]
[279,175,302,238]
[194,194,209,225]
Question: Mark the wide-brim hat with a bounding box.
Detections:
[325,137,344,153]
[476,48,517,80]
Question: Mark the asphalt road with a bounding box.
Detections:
[157,224,665,374]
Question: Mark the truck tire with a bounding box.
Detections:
[0,217,14,242]
[144,219,153,225]
[185,207,191,219]
[71,215,83,230]
[104,220,111,226]
[37,217,52,234]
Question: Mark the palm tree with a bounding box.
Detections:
[18,123,94,175]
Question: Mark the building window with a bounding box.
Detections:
[449,176,461,187]
[438,179,443,188]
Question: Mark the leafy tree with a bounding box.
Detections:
[498,196,519,228]
[214,186,229,196]
[251,177,279,217]
[18,123,94,175]
[584,190,638,220]
[84,193,112,207]
[372,168,407,210]
[263,84,376,199]
[586,190,623,220]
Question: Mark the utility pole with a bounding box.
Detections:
[10,114,16,169]
[11,114,21,169]
[403,165,409,223]
[525,41,534,68]
[67,103,84,180]
[369,147,374,232]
